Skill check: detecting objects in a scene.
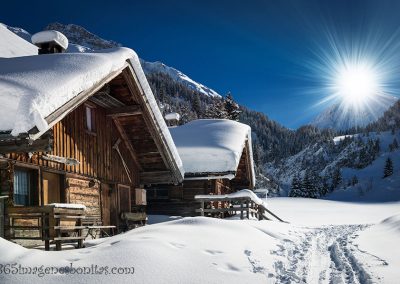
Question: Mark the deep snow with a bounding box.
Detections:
[1,198,399,284]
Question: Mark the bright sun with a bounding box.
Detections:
[334,63,380,107]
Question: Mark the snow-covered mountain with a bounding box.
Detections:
[140,60,220,97]
[311,95,398,130]
[44,23,220,97]
[45,22,121,50]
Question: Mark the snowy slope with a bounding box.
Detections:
[140,60,221,97]
[266,130,400,200]
[355,214,400,282]
[0,23,37,57]
[326,131,400,202]
[1,198,399,283]
[311,95,398,130]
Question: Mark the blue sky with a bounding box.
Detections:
[2,0,400,128]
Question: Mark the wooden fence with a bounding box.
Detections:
[195,195,286,222]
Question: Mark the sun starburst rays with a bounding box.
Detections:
[300,25,400,128]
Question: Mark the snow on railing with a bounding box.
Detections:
[195,189,286,222]
[195,189,266,207]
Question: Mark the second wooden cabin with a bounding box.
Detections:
[147,119,255,216]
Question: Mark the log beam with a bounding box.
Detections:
[112,118,143,172]
[106,105,142,118]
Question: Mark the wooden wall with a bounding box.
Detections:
[65,177,101,217]
[3,103,139,185]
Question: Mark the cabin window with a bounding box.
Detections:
[147,188,168,200]
[85,105,96,132]
[13,169,38,206]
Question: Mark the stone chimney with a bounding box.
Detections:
[31,30,68,54]
[164,112,181,127]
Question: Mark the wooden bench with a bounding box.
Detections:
[7,205,86,251]
[82,215,116,239]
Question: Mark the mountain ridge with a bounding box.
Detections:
[311,95,398,131]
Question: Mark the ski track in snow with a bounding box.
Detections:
[271,224,381,284]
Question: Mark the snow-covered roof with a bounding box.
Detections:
[0,47,184,178]
[0,23,38,58]
[31,30,69,50]
[0,47,134,135]
[170,119,255,184]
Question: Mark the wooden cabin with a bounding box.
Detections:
[147,119,255,216]
[0,48,184,244]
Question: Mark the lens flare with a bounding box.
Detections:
[297,23,400,129]
[333,62,380,107]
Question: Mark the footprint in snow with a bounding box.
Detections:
[204,249,224,255]
[169,242,186,249]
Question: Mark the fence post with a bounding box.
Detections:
[200,201,205,216]
[246,200,250,219]
[0,196,7,238]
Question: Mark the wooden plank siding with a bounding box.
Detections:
[3,104,138,185]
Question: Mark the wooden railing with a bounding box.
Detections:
[195,195,286,222]
[7,205,86,251]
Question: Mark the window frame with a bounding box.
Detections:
[84,103,96,135]
[13,167,39,206]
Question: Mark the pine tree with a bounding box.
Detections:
[289,173,302,197]
[320,178,329,196]
[302,170,314,198]
[331,168,342,189]
[224,93,241,121]
[309,170,320,198]
[374,138,380,155]
[383,157,394,178]
[192,93,202,117]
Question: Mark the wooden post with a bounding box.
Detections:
[258,207,263,221]
[240,202,243,219]
[200,201,204,216]
[0,196,6,238]
[55,217,61,251]
[77,216,83,249]
[44,212,50,251]
[246,200,250,219]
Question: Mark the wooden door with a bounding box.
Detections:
[42,172,63,204]
[118,184,131,214]
[101,184,111,226]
